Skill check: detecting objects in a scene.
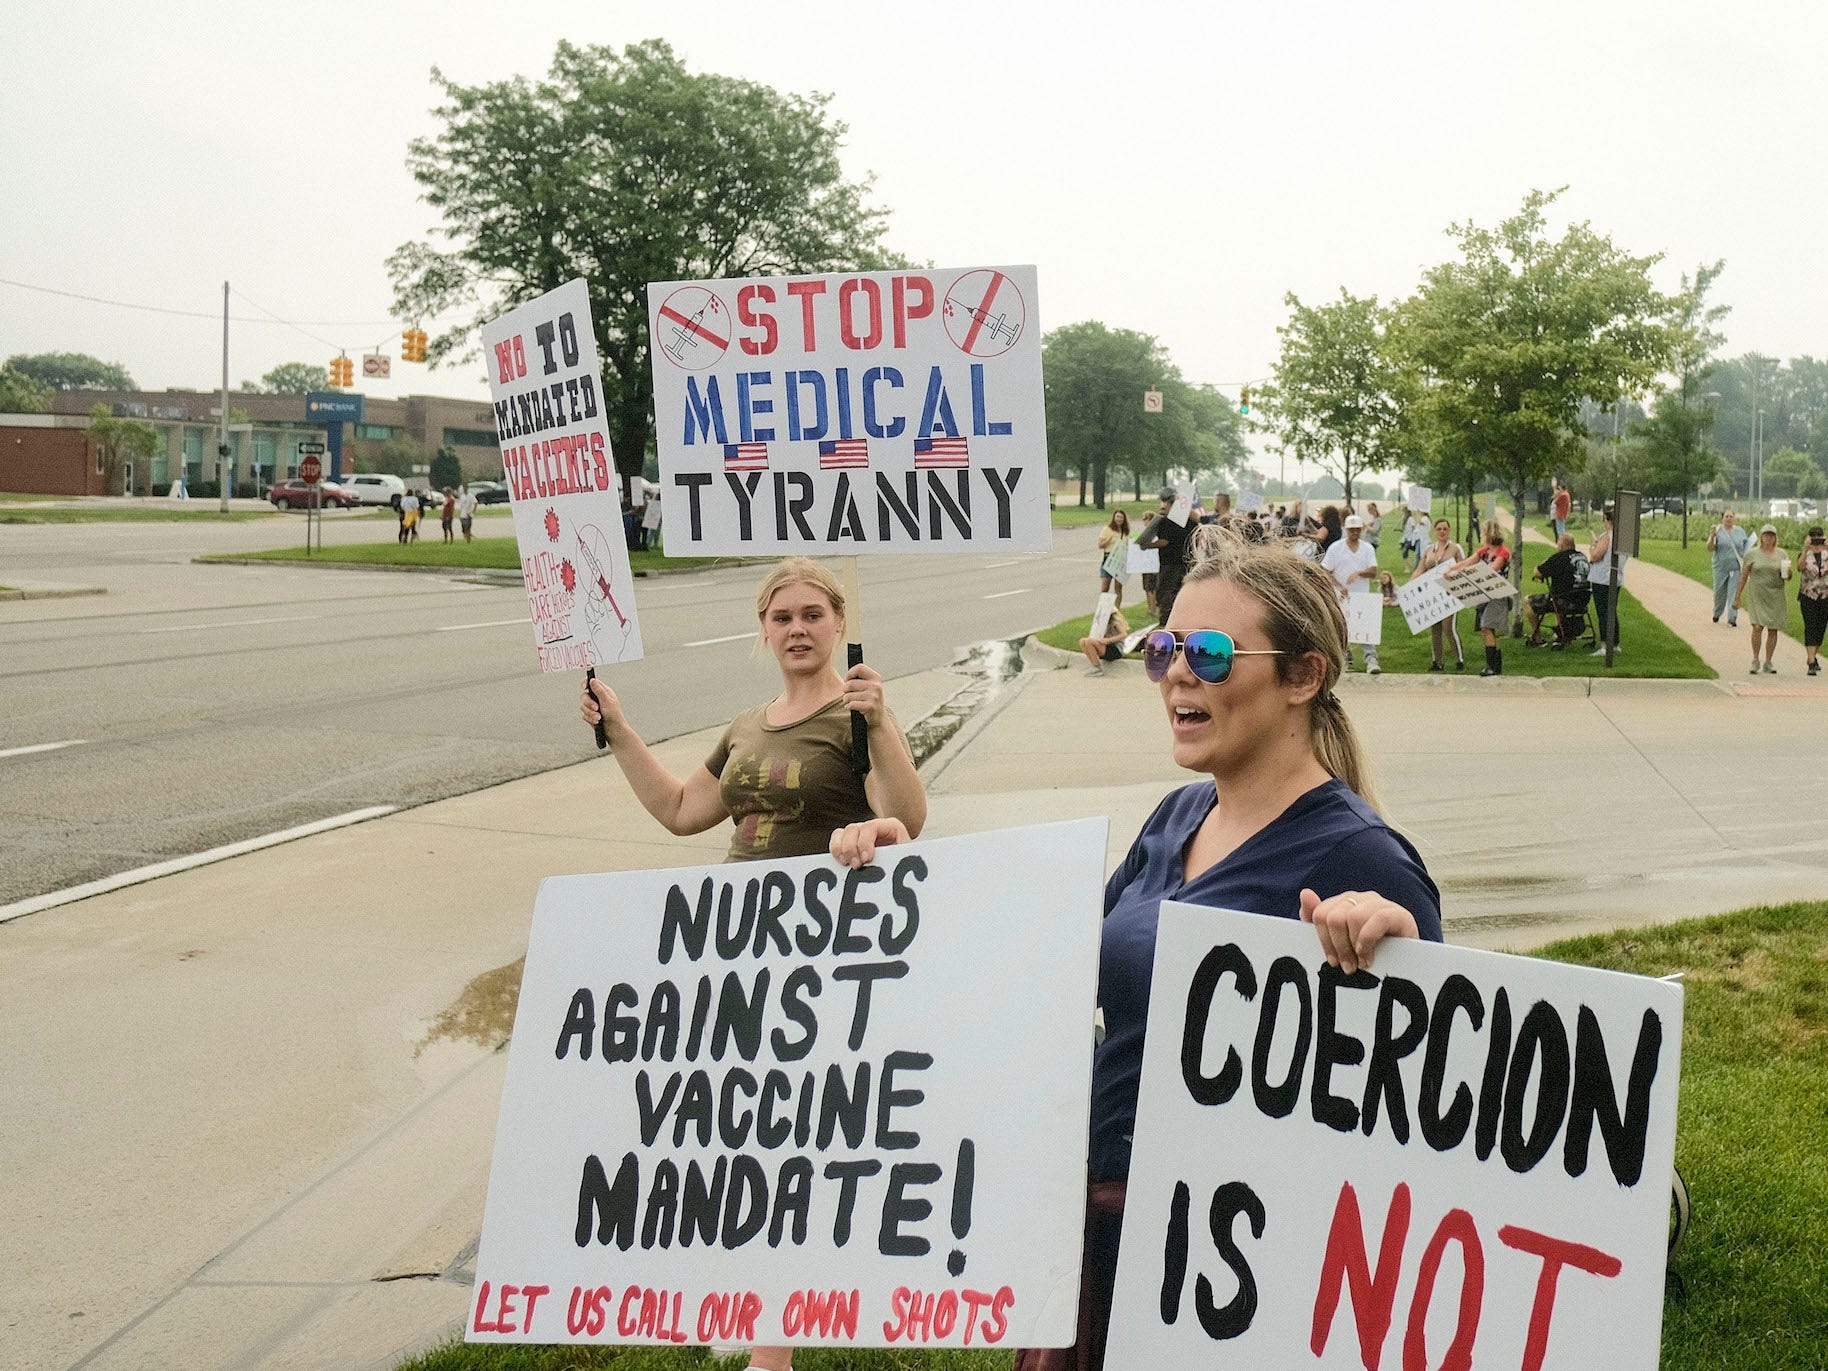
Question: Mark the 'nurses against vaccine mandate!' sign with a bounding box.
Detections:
[469,820,1105,1349]
[482,279,644,670]
[647,265,1050,555]
[1108,906,1683,1369]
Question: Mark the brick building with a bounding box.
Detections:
[0,389,504,496]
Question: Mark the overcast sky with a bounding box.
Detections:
[4,0,1821,479]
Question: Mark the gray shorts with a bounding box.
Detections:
[1478,599,1511,633]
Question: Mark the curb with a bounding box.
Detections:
[0,585,107,601]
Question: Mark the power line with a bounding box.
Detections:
[0,276,398,329]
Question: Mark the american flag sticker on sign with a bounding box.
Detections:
[722,442,769,471]
[818,438,870,469]
[913,436,970,468]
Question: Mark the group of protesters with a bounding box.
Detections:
[1710,510,1828,676]
[582,526,1439,1371]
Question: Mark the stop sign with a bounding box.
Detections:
[300,455,322,485]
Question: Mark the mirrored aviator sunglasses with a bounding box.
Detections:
[1143,629,1283,684]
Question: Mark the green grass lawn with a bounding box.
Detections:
[204,536,729,577]
[1544,514,1811,646]
[396,902,1828,1371]
[1036,534,1714,678]
[1535,902,1828,1371]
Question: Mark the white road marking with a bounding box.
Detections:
[138,616,317,634]
[684,631,757,647]
[0,739,87,760]
[0,806,399,925]
[983,558,1022,568]
[435,617,531,632]
[982,588,1032,600]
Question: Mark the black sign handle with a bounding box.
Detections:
[585,667,608,751]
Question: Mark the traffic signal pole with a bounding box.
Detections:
[219,280,231,514]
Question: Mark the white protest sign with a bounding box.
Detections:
[1108,904,1683,1370]
[1397,566,1461,633]
[646,266,1049,556]
[1345,591,1384,646]
[470,821,1106,1351]
[1127,540,1159,576]
[482,279,643,671]
[1092,590,1118,638]
[1407,484,1432,515]
[1164,480,1196,528]
[1444,559,1518,605]
[1239,490,1265,515]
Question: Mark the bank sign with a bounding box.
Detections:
[646,266,1049,556]
[304,392,364,423]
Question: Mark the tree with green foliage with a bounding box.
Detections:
[245,362,328,395]
[1396,189,1680,623]
[1761,447,1822,499]
[6,352,135,392]
[0,363,51,413]
[1629,260,1729,545]
[389,39,898,491]
[86,403,159,495]
[1260,289,1410,509]
[1042,321,1244,507]
[429,447,463,491]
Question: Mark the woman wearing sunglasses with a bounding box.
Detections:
[830,529,1441,1370]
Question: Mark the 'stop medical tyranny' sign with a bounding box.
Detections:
[647,266,1050,556]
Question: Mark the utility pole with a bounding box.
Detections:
[218,280,231,514]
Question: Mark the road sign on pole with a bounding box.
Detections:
[299,454,323,485]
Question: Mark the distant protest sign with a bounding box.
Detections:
[646,266,1050,555]
[470,821,1105,1349]
[1407,484,1432,515]
[482,279,643,670]
[1108,905,1683,1369]
[1397,566,1460,633]
[1345,591,1384,646]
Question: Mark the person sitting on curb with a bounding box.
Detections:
[1078,607,1131,677]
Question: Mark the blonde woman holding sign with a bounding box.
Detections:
[580,557,926,862]
[830,527,1442,1370]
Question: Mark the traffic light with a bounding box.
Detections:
[401,327,427,363]
[329,355,354,388]
[328,356,342,388]
[1239,386,1251,416]
[341,356,355,386]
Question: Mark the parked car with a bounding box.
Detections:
[340,472,407,507]
[1641,497,1686,517]
[269,480,358,511]
[471,480,511,505]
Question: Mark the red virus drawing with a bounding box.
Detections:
[559,558,577,594]
[544,507,562,542]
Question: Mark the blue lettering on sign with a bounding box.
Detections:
[785,370,829,442]
[683,375,730,446]
[916,368,960,439]
[862,367,905,439]
[678,364,1015,448]
[971,363,1013,437]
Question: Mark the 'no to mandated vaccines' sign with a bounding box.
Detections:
[482,279,643,672]
[469,821,1105,1350]
[1108,904,1683,1370]
[646,266,1050,556]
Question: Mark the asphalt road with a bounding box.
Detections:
[0,510,1105,906]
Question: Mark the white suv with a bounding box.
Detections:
[339,473,406,506]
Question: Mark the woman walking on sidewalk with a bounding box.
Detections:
[1798,525,1828,676]
[826,526,1443,1371]
[1734,523,1792,674]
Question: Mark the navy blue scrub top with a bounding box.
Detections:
[1089,779,1443,1183]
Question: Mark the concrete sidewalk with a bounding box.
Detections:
[7,648,1827,1371]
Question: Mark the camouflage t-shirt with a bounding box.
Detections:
[704,698,899,862]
